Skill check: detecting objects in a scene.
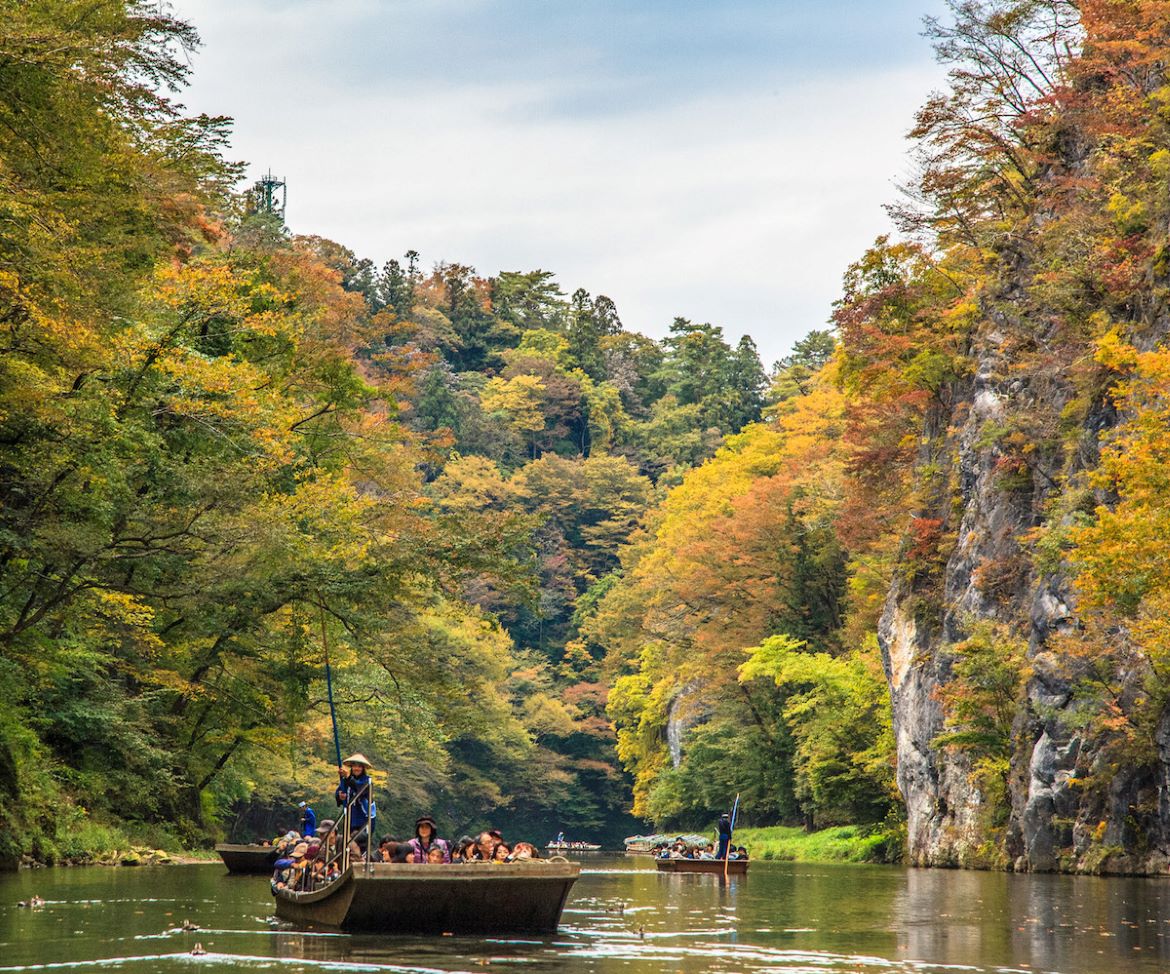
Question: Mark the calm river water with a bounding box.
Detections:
[2,856,1170,973]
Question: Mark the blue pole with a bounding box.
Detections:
[320,606,342,768]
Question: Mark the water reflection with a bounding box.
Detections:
[2,859,1170,973]
[895,866,1170,972]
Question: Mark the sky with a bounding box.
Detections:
[174,0,950,366]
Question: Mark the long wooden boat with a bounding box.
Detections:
[655,857,749,875]
[273,861,581,933]
[216,843,280,874]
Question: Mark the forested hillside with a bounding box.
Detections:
[0,0,768,864]
[598,0,1170,874]
[9,0,1170,876]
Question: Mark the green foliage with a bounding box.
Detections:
[644,702,799,828]
[740,635,897,826]
[735,823,901,864]
[767,330,837,404]
[657,318,766,436]
[933,622,1030,761]
[30,0,1170,870]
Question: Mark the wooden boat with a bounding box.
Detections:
[655,857,749,875]
[216,843,280,874]
[273,860,581,933]
[624,832,708,854]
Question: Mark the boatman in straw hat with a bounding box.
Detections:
[336,753,373,852]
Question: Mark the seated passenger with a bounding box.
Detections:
[288,844,310,890]
[451,836,476,862]
[427,845,446,864]
[274,830,300,856]
[492,842,511,862]
[408,815,450,863]
[308,858,332,889]
[473,831,498,862]
[270,856,295,892]
[509,842,539,861]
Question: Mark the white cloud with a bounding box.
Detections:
[175,0,945,363]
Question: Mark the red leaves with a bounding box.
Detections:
[908,517,945,562]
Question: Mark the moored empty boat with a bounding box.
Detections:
[655,857,749,875]
[273,860,581,932]
[216,843,279,874]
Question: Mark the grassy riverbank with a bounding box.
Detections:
[735,825,901,864]
[9,814,217,868]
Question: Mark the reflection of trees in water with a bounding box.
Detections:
[896,869,1013,963]
[273,931,351,963]
[896,867,1170,971]
[261,863,1170,972]
[1015,872,1170,969]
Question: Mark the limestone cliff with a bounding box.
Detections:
[880,302,1170,875]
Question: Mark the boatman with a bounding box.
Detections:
[716,812,733,859]
[299,801,316,837]
[336,753,373,851]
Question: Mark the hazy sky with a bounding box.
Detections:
[175,0,948,365]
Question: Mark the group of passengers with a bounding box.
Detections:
[654,838,749,861]
[269,831,344,892]
[270,753,541,893]
[373,820,541,864]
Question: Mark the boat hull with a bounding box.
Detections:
[655,857,749,875]
[273,861,580,933]
[216,843,279,874]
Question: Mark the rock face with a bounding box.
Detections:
[878,312,1170,874]
[666,682,707,769]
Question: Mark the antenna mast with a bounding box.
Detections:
[248,170,287,220]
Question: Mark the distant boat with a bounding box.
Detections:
[215,843,279,874]
[545,840,602,852]
[624,833,709,854]
[655,857,749,875]
[273,861,581,933]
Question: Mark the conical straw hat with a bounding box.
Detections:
[342,753,374,768]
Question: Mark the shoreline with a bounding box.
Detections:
[732,824,900,865]
[9,849,219,870]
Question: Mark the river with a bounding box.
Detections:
[2,856,1169,973]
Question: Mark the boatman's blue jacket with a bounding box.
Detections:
[336,773,371,833]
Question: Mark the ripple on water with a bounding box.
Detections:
[7,858,1165,973]
[0,955,467,974]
